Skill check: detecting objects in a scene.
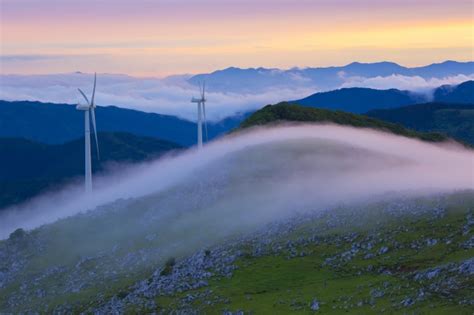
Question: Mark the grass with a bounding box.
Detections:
[152,193,474,314]
[238,102,450,144]
[1,192,472,313]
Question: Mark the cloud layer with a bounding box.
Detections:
[1,72,473,121]
[0,73,316,121]
[341,73,474,95]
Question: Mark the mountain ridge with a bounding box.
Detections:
[238,102,450,144]
[189,61,474,92]
[0,132,181,209]
[366,102,474,145]
[0,100,249,146]
[294,80,474,113]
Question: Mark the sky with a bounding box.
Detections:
[1,0,473,76]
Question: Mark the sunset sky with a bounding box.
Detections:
[1,0,473,76]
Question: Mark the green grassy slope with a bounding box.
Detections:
[153,192,474,314]
[239,102,449,143]
[2,191,471,313]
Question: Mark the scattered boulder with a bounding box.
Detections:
[310,298,320,311]
[378,246,389,255]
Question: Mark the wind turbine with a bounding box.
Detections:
[76,73,100,193]
[191,82,208,148]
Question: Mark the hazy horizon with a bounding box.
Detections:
[1,59,473,78]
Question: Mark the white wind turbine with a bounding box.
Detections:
[191,82,208,148]
[76,73,100,193]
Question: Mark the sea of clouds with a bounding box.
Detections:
[1,71,473,121]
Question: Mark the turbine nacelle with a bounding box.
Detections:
[191,81,208,148]
[76,103,91,111]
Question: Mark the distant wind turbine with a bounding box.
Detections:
[191,82,208,148]
[76,73,100,192]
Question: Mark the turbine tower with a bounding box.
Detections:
[191,82,208,148]
[76,73,100,193]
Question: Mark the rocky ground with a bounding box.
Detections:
[0,191,473,314]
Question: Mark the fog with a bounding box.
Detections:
[0,124,473,240]
[340,73,474,96]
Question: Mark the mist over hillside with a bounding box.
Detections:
[0,124,473,312]
[1,124,472,239]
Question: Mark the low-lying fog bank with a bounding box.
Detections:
[0,124,473,240]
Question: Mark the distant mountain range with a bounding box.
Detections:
[189,61,474,93]
[367,102,474,145]
[294,81,474,113]
[0,132,181,209]
[0,100,249,146]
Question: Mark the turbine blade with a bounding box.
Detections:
[203,101,208,142]
[91,72,97,107]
[201,81,205,100]
[78,88,90,104]
[90,108,100,160]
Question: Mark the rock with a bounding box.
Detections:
[401,298,414,307]
[364,253,375,260]
[370,289,384,298]
[467,214,474,226]
[417,289,425,300]
[458,257,474,275]
[461,236,474,249]
[310,298,320,311]
[378,246,389,255]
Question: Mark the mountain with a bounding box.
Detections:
[293,80,474,113]
[0,100,248,146]
[294,87,419,113]
[239,102,448,143]
[189,67,300,93]
[433,80,474,103]
[189,61,474,93]
[411,60,474,78]
[366,102,474,145]
[0,132,181,209]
